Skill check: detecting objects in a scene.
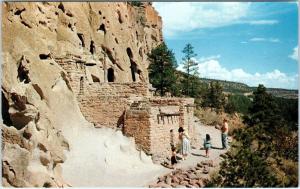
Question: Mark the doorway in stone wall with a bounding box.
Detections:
[107,68,114,82]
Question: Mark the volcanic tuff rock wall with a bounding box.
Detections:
[1,2,162,187]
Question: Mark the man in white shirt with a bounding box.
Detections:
[221,118,229,149]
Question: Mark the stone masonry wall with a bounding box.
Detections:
[55,54,150,128]
[78,82,149,128]
[149,104,181,161]
[123,100,152,153]
[149,98,194,161]
[124,97,195,162]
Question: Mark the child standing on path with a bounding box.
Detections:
[203,134,212,158]
[171,146,178,169]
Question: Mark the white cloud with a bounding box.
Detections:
[153,2,251,37]
[289,46,298,61]
[198,55,221,62]
[247,19,279,25]
[269,38,280,43]
[153,3,279,38]
[177,56,298,89]
[250,37,280,43]
[250,37,266,42]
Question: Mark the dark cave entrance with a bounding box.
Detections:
[107,68,114,82]
[126,48,137,82]
[2,92,12,126]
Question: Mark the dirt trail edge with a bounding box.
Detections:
[147,122,228,187]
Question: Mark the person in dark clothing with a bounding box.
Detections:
[203,134,212,158]
[171,146,178,168]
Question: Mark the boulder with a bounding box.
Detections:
[197,163,203,168]
[39,153,51,166]
[172,176,180,184]
[202,167,209,174]
[166,176,172,185]
[180,181,189,186]
[158,176,166,183]
[197,179,205,187]
[187,173,198,180]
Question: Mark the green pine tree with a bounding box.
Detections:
[182,43,197,96]
[204,81,225,113]
[244,84,282,129]
[148,43,178,96]
[190,67,200,97]
[211,84,298,187]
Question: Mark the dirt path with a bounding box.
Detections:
[61,125,169,187]
[147,122,228,187]
[61,121,226,187]
[178,123,227,170]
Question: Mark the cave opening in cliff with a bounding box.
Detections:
[18,63,30,84]
[39,54,50,60]
[58,3,65,13]
[2,92,12,126]
[139,47,143,58]
[117,10,123,24]
[90,40,95,54]
[130,62,137,82]
[107,68,114,82]
[126,48,133,59]
[77,33,85,47]
[98,24,106,34]
[91,74,100,82]
[127,48,137,82]
[14,8,25,16]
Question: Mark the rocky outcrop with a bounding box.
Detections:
[2,2,162,187]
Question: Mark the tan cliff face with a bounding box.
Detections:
[1,2,163,187]
[2,2,162,83]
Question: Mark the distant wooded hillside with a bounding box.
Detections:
[196,77,298,99]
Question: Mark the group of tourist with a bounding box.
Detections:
[170,126,191,167]
[170,118,229,168]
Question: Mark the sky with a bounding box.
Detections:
[153,2,298,89]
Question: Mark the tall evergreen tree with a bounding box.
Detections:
[182,43,197,96]
[148,43,177,96]
[203,81,225,112]
[244,84,282,129]
[190,67,200,97]
[210,84,298,187]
